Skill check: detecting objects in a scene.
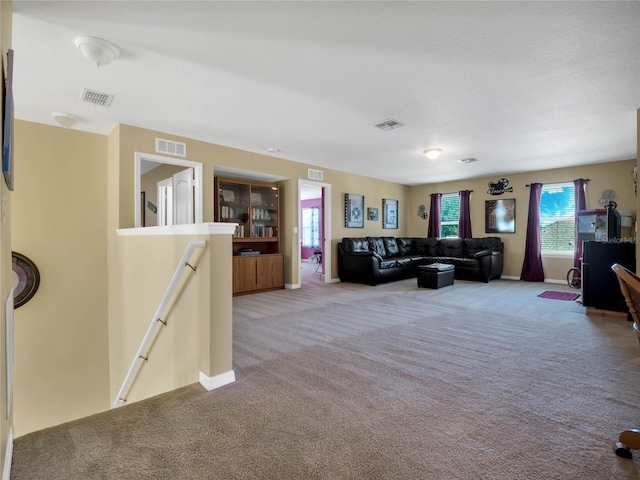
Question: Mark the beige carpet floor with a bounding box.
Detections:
[10,274,640,479]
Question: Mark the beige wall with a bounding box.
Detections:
[114,124,409,285]
[0,0,12,473]
[109,232,232,406]
[12,121,110,436]
[408,159,637,281]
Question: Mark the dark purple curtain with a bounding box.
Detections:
[573,179,587,270]
[520,183,545,281]
[458,190,472,238]
[428,193,442,237]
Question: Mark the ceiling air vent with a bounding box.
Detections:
[459,157,478,164]
[156,138,186,157]
[80,88,114,107]
[308,168,323,181]
[373,118,404,131]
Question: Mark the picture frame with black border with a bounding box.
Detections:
[345,193,364,228]
[382,198,398,229]
[485,198,515,233]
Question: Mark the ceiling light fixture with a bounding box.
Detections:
[51,112,78,129]
[423,148,443,160]
[75,36,120,67]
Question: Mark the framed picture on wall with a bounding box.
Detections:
[382,198,398,229]
[367,207,378,221]
[485,198,515,233]
[344,193,364,228]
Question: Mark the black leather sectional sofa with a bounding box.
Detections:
[338,236,504,286]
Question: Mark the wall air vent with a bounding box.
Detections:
[308,168,324,181]
[156,138,186,157]
[373,118,404,131]
[459,157,478,164]
[80,88,114,107]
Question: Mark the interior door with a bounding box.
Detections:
[173,167,194,225]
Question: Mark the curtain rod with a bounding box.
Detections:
[436,190,474,195]
[525,179,589,187]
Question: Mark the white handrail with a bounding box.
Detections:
[113,240,206,407]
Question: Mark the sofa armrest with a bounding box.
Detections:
[472,250,491,258]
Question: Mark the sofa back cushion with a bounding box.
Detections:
[382,237,400,257]
[367,237,387,258]
[464,237,504,257]
[396,237,415,256]
[341,237,370,254]
[415,237,439,256]
[438,238,464,257]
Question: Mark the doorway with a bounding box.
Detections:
[135,152,203,228]
[298,179,331,285]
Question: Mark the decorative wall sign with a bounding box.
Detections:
[487,178,513,196]
[367,207,378,221]
[147,200,157,214]
[485,198,516,233]
[382,198,398,229]
[344,193,364,228]
[12,252,40,308]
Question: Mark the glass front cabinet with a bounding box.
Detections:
[215,177,284,295]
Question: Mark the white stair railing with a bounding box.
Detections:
[113,240,206,407]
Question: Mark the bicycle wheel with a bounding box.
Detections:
[567,267,581,289]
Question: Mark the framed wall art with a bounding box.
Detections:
[485,198,515,233]
[367,207,378,221]
[344,193,364,228]
[382,198,398,229]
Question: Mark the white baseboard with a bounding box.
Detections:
[285,283,301,289]
[3,427,12,480]
[199,370,235,392]
[500,275,566,284]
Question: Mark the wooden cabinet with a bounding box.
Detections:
[233,254,284,295]
[216,176,284,295]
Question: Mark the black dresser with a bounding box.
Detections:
[582,241,636,312]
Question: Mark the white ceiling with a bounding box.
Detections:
[11,1,640,186]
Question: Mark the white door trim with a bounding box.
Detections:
[297,178,332,285]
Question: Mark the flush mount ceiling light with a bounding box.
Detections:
[75,36,120,67]
[51,112,79,129]
[423,148,443,160]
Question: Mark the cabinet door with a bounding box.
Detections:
[256,255,284,290]
[233,256,257,294]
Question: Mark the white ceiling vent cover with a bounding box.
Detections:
[459,157,478,164]
[80,88,114,107]
[308,168,324,181]
[156,138,186,157]
[373,118,404,131]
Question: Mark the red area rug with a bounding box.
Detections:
[538,291,580,301]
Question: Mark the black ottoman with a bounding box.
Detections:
[417,263,455,289]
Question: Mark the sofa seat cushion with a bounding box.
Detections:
[427,256,479,268]
[379,259,397,269]
[395,257,412,268]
